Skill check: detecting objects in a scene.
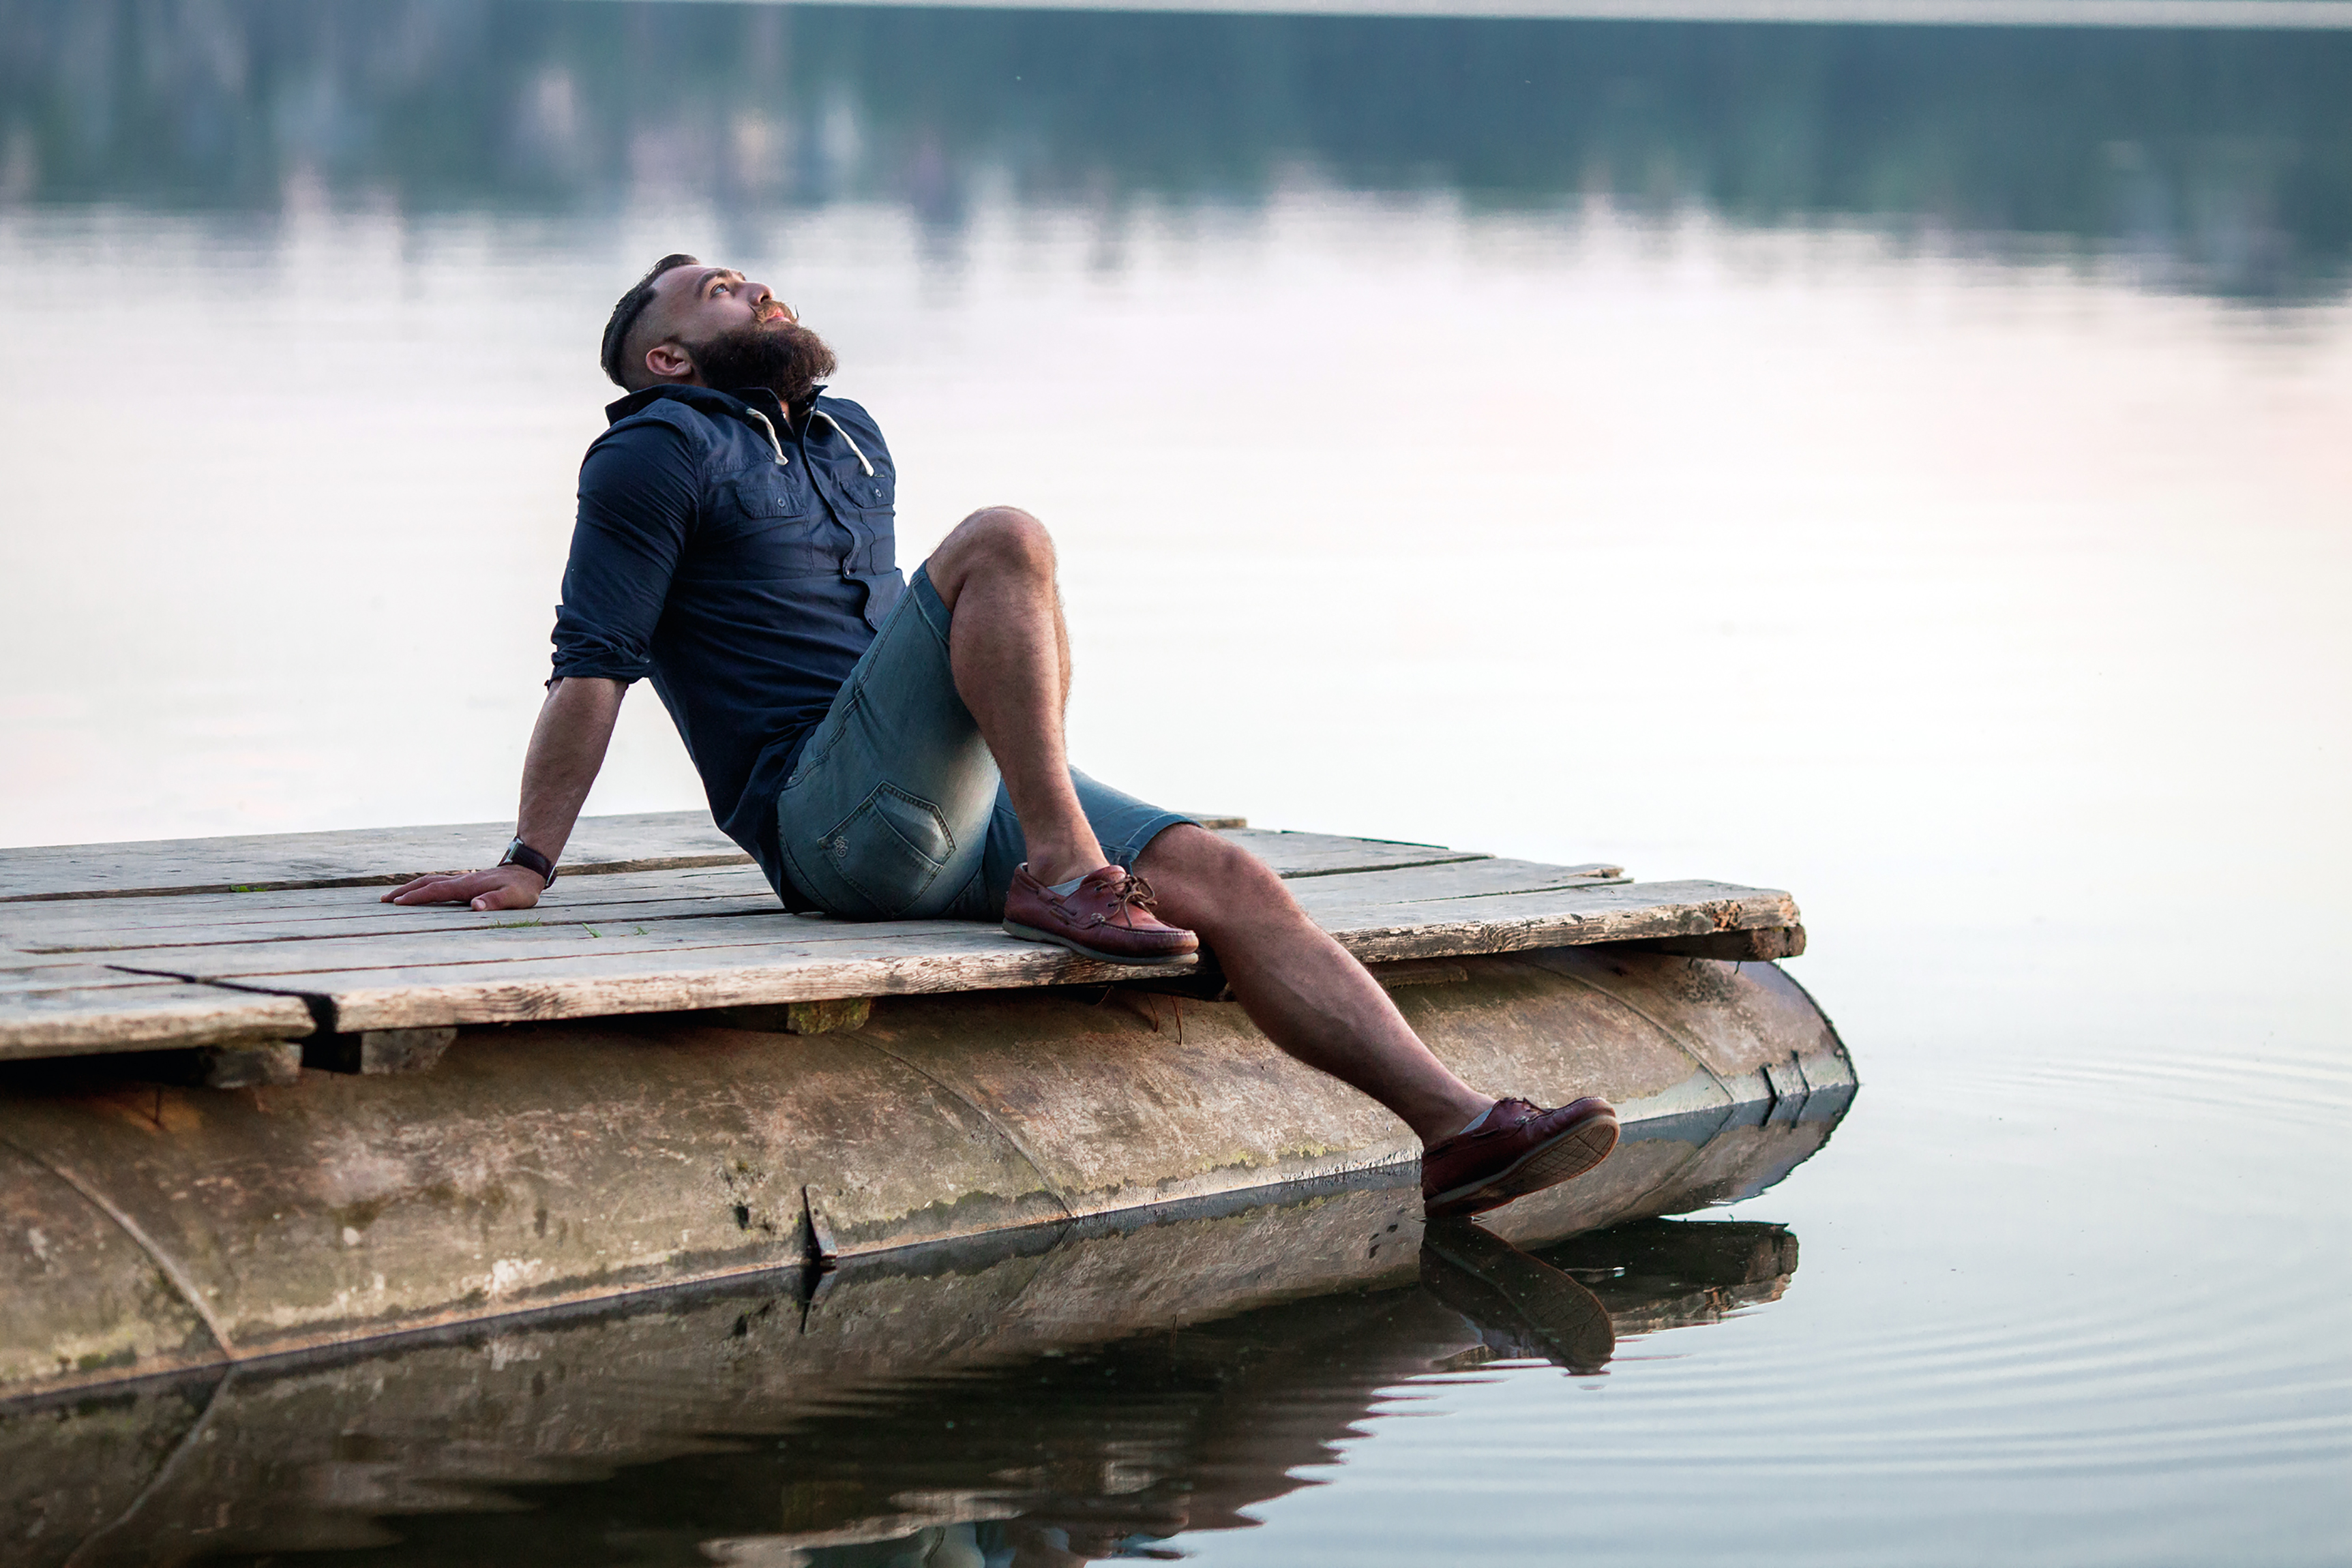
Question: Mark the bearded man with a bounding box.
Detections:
[383,254,1618,1218]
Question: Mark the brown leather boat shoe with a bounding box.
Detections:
[1002,863,1201,965]
[1421,1096,1620,1219]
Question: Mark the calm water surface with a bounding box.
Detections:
[1,3,2348,1563]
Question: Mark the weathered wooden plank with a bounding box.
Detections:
[185,935,1206,1033]
[1215,828,1491,877]
[91,913,1060,982]
[1626,926,1808,962]
[55,857,1636,980]
[0,811,748,902]
[0,804,1242,906]
[3,880,788,954]
[75,879,1795,1034]
[78,874,1775,984]
[0,831,1529,958]
[1371,959,1472,989]
[3,855,1618,958]
[0,961,167,995]
[0,811,1251,903]
[0,976,315,1059]
[1277,857,1623,905]
[1311,880,1803,963]
[0,860,772,931]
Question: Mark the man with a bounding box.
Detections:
[385,254,1618,1218]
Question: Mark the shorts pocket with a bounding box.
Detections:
[817,783,954,918]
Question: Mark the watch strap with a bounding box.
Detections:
[499,836,557,886]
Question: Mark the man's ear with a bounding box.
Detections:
[643,341,697,383]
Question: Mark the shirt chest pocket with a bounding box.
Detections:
[805,455,893,522]
[698,468,836,577]
[833,466,893,515]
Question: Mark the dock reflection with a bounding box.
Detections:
[716,1217,1800,1568]
[5,1094,1843,1567]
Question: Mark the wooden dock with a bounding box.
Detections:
[0,813,1843,1406]
[0,813,1803,1066]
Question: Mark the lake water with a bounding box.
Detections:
[3,2,2349,1563]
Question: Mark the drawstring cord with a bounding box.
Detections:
[812,409,878,477]
[743,405,876,481]
[743,408,789,466]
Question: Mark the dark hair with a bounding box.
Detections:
[599,252,700,389]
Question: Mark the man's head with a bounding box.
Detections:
[599,254,837,404]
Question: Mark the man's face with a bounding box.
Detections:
[636,265,835,402]
[649,264,793,349]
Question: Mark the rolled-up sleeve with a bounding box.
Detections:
[550,419,700,684]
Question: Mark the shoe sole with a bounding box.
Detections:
[1002,920,1197,967]
[1425,1108,1621,1219]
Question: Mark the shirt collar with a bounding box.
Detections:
[604,382,822,428]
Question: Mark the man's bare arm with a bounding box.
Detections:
[381,677,628,911]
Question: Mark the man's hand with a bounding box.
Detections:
[382,866,547,911]
[374,677,627,915]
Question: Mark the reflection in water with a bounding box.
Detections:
[2,0,2347,298]
[1423,1220,1624,1373]
[3,1101,1840,1567]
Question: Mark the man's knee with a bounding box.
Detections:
[1141,825,1287,916]
[929,507,1054,610]
[951,504,1054,576]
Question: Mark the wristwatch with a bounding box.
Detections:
[498,837,558,887]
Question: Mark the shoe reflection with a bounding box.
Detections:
[1420,1220,1618,1374]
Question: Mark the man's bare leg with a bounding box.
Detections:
[927,507,1494,1143]
[1137,825,1497,1146]
[925,507,1104,889]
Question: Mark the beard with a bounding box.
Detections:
[685,318,839,406]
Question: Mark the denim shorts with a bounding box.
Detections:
[776,564,1197,921]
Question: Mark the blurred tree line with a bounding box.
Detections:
[2,0,2345,297]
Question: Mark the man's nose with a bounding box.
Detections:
[753,284,792,322]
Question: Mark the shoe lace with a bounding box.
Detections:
[1085,872,1160,926]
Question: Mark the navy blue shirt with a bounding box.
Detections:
[550,383,903,903]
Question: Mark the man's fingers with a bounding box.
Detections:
[469,884,537,911]
[387,873,492,905]
[380,868,543,908]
